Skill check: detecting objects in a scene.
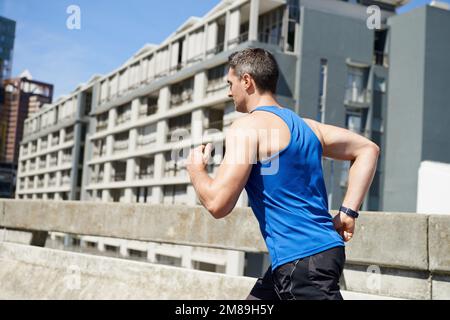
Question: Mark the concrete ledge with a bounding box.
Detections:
[342,263,430,300]
[0,200,267,252]
[431,274,450,300]
[0,200,436,271]
[428,214,450,273]
[0,242,400,300]
[343,211,429,270]
[0,242,256,300]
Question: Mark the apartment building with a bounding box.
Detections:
[17,0,421,276]
[15,77,93,200]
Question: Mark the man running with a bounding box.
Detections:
[186,48,379,300]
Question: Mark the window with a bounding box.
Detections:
[170,77,194,107]
[317,59,328,123]
[258,6,284,47]
[345,66,369,105]
[206,64,228,94]
[287,0,300,52]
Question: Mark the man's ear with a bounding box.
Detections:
[242,73,252,90]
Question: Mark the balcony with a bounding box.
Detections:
[113,140,129,154]
[344,87,371,108]
[62,155,72,165]
[258,32,285,49]
[116,114,131,126]
[96,122,108,133]
[166,128,191,143]
[51,138,60,147]
[64,132,74,143]
[48,179,57,187]
[206,42,224,56]
[138,105,158,117]
[0,200,446,300]
[137,135,156,149]
[90,174,103,184]
[111,171,126,182]
[61,176,71,186]
[38,161,47,170]
[227,31,248,47]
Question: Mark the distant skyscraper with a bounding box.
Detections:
[0,16,15,83]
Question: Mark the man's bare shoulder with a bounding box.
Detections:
[302,118,324,147]
[229,114,259,130]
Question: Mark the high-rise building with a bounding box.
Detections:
[0,16,15,83]
[383,4,450,212]
[18,0,450,276]
[0,72,53,198]
[1,72,53,164]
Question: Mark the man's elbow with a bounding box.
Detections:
[369,142,380,157]
[206,202,231,219]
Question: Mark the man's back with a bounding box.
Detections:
[243,105,345,271]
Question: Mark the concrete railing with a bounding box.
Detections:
[0,200,449,300]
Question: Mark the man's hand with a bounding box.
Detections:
[333,212,355,242]
[186,143,213,172]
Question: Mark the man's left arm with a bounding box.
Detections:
[186,117,257,219]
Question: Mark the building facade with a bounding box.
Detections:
[18,0,440,276]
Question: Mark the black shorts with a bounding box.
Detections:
[246,246,346,300]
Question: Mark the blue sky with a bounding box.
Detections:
[1,0,449,100]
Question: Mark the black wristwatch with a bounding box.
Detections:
[339,205,359,219]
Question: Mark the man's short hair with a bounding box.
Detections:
[228,48,279,94]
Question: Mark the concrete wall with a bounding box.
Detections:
[0,200,449,299]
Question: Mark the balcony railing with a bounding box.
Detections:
[111,172,126,182]
[206,42,224,56]
[138,170,154,180]
[344,87,372,108]
[116,114,131,126]
[48,179,57,187]
[258,32,285,49]
[137,135,156,148]
[51,138,60,146]
[227,31,248,47]
[206,119,224,131]
[166,128,191,142]
[64,132,74,143]
[96,122,108,132]
[139,104,158,117]
[170,90,193,107]
[61,176,71,186]
[90,174,103,184]
[113,141,129,154]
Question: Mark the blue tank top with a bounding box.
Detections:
[244,106,345,271]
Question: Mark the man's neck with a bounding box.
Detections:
[247,94,281,113]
